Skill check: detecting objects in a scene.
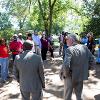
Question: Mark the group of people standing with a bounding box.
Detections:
[59,31,96,58]
[80,32,95,55]
[26,32,54,60]
[0,31,54,83]
[0,31,96,100]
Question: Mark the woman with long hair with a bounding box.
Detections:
[41,33,48,61]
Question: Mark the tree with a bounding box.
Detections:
[0,12,12,30]
[25,0,71,35]
[1,0,87,36]
[0,12,13,39]
[37,0,57,35]
[82,0,100,36]
[2,0,32,30]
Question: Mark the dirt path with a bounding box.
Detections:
[0,51,100,100]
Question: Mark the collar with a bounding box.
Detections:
[72,42,78,46]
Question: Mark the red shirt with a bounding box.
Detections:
[0,45,9,58]
[9,41,23,54]
[41,38,48,49]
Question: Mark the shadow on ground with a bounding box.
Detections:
[93,64,100,79]
[2,93,20,100]
[44,83,64,99]
[0,77,13,88]
[8,93,20,99]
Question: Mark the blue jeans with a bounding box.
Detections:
[0,58,9,81]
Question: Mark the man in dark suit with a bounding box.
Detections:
[13,40,45,100]
[60,33,95,100]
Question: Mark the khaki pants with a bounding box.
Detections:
[35,46,41,55]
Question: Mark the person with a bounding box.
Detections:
[40,33,48,61]
[0,38,9,83]
[60,33,95,100]
[62,35,68,59]
[13,40,45,100]
[80,32,88,45]
[32,31,41,55]
[9,34,23,61]
[17,33,24,44]
[48,34,54,58]
[26,33,35,53]
[59,32,64,55]
[87,33,95,55]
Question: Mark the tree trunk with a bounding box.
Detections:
[38,0,57,36]
[38,0,48,35]
[48,9,53,35]
[48,0,57,35]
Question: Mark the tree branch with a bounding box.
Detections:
[51,0,57,9]
[37,0,45,20]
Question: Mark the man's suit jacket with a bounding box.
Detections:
[13,50,45,92]
[60,43,95,82]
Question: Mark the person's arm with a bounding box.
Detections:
[60,48,72,79]
[38,57,45,88]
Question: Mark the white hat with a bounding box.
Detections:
[18,33,22,36]
[42,31,46,35]
[13,34,18,37]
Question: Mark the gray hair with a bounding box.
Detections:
[68,33,79,42]
[23,40,33,51]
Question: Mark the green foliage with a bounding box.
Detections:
[84,17,100,36]
[0,12,12,30]
[0,12,13,40]
[83,0,100,36]
[1,0,100,38]
[24,0,71,34]
[0,28,14,40]
[3,0,32,30]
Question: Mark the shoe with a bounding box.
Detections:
[7,76,11,79]
[0,79,6,83]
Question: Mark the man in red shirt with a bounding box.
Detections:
[9,34,23,61]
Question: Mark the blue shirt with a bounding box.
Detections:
[32,34,41,48]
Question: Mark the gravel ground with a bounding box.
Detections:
[0,51,100,100]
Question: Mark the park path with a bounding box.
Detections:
[0,51,100,100]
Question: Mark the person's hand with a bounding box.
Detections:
[42,84,45,89]
[59,71,63,80]
[62,69,72,79]
[42,85,45,91]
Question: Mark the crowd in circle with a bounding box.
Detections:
[0,31,54,83]
[0,30,99,100]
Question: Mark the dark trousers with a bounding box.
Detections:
[0,65,1,77]
[49,48,54,58]
[21,90,43,100]
[12,54,18,61]
[41,48,48,60]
